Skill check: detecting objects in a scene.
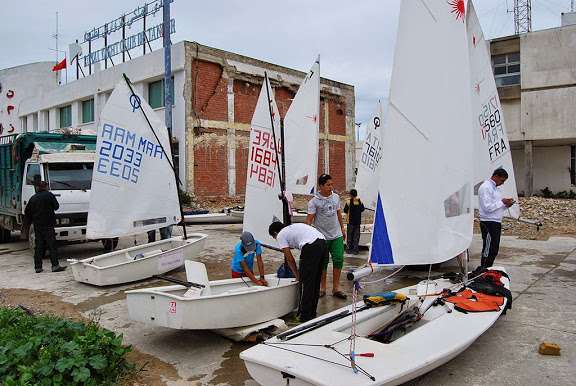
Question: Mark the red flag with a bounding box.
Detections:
[52,58,67,72]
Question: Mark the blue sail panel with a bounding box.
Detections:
[370,193,394,264]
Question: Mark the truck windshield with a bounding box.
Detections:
[47,163,93,190]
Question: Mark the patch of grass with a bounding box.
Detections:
[0,307,133,385]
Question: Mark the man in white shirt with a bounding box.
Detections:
[478,168,515,269]
[269,221,328,322]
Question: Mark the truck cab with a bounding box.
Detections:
[22,151,94,245]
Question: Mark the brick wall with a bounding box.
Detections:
[274,87,295,119]
[235,132,250,195]
[193,128,228,197]
[328,99,346,136]
[192,60,228,121]
[329,141,346,192]
[234,80,260,124]
[188,59,350,199]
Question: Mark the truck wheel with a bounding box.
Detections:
[101,238,119,252]
[0,229,10,243]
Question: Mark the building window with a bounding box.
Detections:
[493,53,520,87]
[148,78,175,109]
[59,105,72,128]
[81,99,94,123]
[570,145,576,185]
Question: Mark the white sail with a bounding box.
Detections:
[467,1,520,219]
[354,100,384,210]
[284,57,320,195]
[370,0,474,266]
[243,75,283,246]
[86,79,181,239]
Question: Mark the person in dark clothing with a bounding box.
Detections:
[269,221,328,322]
[343,189,365,254]
[24,181,66,273]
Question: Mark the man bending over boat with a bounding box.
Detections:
[478,168,515,270]
[269,222,328,322]
[231,232,268,286]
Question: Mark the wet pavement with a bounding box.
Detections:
[0,224,575,385]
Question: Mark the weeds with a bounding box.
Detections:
[0,307,133,385]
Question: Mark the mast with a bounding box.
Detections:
[263,72,291,226]
[162,0,187,239]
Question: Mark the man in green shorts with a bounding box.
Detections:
[306,174,347,299]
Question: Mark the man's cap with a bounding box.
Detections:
[240,231,256,252]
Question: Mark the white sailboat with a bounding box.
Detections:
[232,58,321,224]
[467,1,520,219]
[126,74,299,330]
[68,76,207,286]
[285,57,320,196]
[353,101,385,247]
[240,1,512,384]
[354,101,384,212]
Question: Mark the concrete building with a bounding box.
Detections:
[491,12,576,196]
[3,41,355,199]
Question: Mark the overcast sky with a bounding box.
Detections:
[1,0,572,125]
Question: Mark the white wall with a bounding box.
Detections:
[0,62,58,135]
[17,42,188,186]
[512,146,573,194]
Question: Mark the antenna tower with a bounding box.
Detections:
[513,0,532,34]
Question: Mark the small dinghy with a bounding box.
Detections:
[68,235,207,286]
[126,261,298,329]
[241,268,511,386]
[69,75,207,286]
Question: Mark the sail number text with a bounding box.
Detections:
[249,128,278,188]
[479,95,508,161]
[361,131,382,172]
[96,123,165,184]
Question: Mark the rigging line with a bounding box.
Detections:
[358,265,405,285]
[327,346,375,380]
[262,342,376,381]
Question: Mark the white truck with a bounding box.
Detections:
[0,132,117,250]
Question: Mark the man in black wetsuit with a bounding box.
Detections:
[24,181,66,273]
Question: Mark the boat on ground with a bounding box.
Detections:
[68,75,207,286]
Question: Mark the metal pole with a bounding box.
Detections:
[280,118,291,225]
[122,15,126,63]
[104,24,108,70]
[162,0,185,239]
[88,40,92,75]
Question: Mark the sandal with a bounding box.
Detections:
[332,291,347,300]
[319,291,326,298]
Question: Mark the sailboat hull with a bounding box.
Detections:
[183,213,241,224]
[68,234,207,286]
[126,274,298,329]
[241,267,510,386]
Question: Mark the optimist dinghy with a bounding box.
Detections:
[126,261,298,329]
[241,1,517,384]
[69,75,207,286]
